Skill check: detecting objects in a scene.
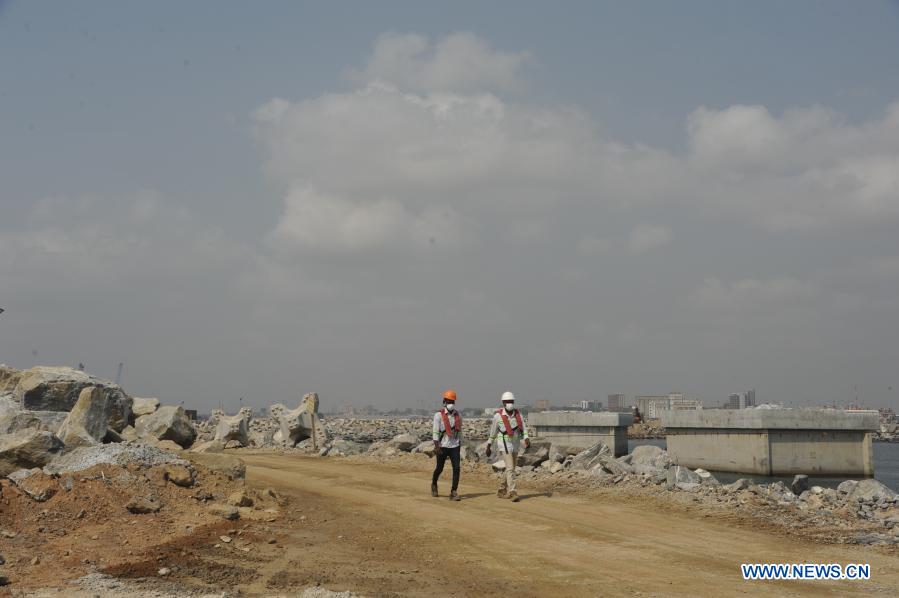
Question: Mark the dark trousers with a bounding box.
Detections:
[432,445,461,491]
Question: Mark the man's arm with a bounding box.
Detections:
[432,413,443,453]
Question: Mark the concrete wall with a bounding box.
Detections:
[662,409,877,476]
[529,412,632,455]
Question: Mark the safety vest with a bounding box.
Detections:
[498,408,524,438]
[440,409,461,440]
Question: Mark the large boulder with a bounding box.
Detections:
[134,405,197,448]
[270,393,326,448]
[0,409,68,435]
[629,445,672,476]
[387,433,420,452]
[0,430,65,476]
[9,366,132,432]
[666,465,701,490]
[517,440,551,467]
[790,474,810,496]
[0,365,22,393]
[847,479,897,502]
[569,442,611,471]
[55,387,110,448]
[213,407,252,447]
[132,397,160,417]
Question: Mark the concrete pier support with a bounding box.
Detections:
[660,409,878,476]
[528,412,633,456]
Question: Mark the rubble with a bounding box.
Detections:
[42,443,188,475]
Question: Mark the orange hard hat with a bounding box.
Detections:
[443,390,457,401]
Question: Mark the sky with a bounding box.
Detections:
[2,1,899,413]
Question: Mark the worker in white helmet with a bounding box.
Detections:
[486,391,530,502]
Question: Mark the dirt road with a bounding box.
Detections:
[241,454,899,597]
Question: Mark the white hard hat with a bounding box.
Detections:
[501,391,515,403]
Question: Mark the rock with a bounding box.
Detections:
[412,441,436,457]
[837,480,859,495]
[125,496,161,514]
[153,440,185,452]
[208,504,240,520]
[517,441,550,467]
[790,474,810,496]
[190,440,225,454]
[694,468,719,485]
[548,444,578,463]
[120,426,139,442]
[226,490,254,507]
[270,393,326,448]
[162,465,194,488]
[386,433,420,452]
[595,457,634,476]
[325,438,368,456]
[847,479,897,502]
[676,482,701,492]
[810,485,825,495]
[188,453,246,479]
[213,407,252,447]
[55,387,109,448]
[8,469,57,502]
[131,398,160,417]
[10,366,132,432]
[134,406,197,448]
[725,478,751,492]
[158,567,171,577]
[569,442,611,471]
[248,428,276,448]
[0,409,69,435]
[103,428,123,443]
[0,429,65,477]
[666,465,701,490]
[549,461,564,474]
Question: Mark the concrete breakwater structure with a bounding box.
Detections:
[661,409,878,476]
[528,412,633,456]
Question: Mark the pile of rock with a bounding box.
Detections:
[322,417,492,444]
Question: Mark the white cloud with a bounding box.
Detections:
[628,225,672,254]
[690,276,817,312]
[346,32,530,93]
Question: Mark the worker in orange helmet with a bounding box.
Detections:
[431,389,463,501]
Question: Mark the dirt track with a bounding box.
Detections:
[241,454,899,597]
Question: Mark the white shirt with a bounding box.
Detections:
[489,409,529,454]
[432,409,462,449]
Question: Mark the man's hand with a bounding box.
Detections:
[524,438,531,449]
[434,441,442,456]
[485,443,492,458]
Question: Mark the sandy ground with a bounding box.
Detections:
[238,453,899,597]
[6,452,899,596]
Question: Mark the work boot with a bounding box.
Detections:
[450,491,461,502]
[431,483,438,497]
[497,487,507,499]
[508,491,520,502]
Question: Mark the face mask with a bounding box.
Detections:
[504,403,514,413]
[445,403,454,412]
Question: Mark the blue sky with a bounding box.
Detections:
[2,1,899,411]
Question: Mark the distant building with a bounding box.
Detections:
[579,400,603,412]
[726,390,757,410]
[607,394,628,412]
[534,399,551,411]
[636,393,703,419]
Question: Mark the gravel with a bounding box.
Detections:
[43,443,188,475]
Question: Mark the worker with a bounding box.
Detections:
[486,391,530,502]
[431,389,463,501]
